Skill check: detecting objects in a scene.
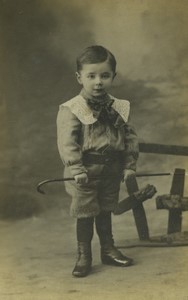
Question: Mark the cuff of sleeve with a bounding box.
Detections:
[69,163,88,177]
[124,155,137,171]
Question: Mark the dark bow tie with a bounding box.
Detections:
[86,97,114,111]
[80,89,124,126]
[87,97,117,124]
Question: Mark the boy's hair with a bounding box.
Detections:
[76,45,116,73]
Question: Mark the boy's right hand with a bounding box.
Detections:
[74,172,88,184]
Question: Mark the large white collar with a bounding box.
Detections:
[61,95,130,125]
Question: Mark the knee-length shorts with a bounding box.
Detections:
[64,158,124,218]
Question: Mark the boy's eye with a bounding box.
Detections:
[87,74,95,79]
[101,73,110,79]
[86,73,111,79]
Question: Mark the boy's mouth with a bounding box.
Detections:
[93,88,104,93]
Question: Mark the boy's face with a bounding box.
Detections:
[76,61,116,98]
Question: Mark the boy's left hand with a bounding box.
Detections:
[122,169,136,182]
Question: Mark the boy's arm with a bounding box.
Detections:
[57,106,87,177]
[123,121,139,172]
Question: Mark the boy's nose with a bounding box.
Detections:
[95,76,102,84]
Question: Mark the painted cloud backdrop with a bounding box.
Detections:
[0,0,188,217]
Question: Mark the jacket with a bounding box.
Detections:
[57,94,139,176]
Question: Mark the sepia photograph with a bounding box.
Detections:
[0,0,188,299]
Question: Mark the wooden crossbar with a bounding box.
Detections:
[139,143,188,156]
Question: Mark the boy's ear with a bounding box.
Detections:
[75,72,82,84]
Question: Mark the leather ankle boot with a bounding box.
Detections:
[95,211,133,267]
[101,244,133,267]
[72,242,92,277]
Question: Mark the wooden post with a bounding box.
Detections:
[126,177,150,240]
[167,168,185,234]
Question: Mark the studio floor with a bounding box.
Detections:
[1,192,188,300]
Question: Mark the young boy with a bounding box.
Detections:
[57,45,139,277]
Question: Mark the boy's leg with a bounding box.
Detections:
[72,217,94,277]
[95,211,133,267]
